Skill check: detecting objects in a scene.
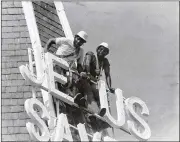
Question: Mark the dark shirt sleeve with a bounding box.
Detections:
[83,51,94,72]
[103,58,110,69]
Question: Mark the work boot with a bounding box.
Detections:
[98,108,106,117]
[88,114,96,122]
[79,97,87,107]
[74,93,83,104]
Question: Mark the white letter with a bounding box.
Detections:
[98,80,125,128]
[53,113,73,141]
[103,136,117,141]
[77,123,89,141]
[92,132,102,141]
[25,98,50,141]
[45,52,74,105]
[125,97,151,141]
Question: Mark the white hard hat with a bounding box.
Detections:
[99,42,109,49]
[76,31,88,42]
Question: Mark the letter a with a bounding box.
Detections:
[53,113,73,141]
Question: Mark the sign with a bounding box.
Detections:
[20,52,151,141]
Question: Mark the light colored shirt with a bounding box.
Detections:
[55,37,84,68]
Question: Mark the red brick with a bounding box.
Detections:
[10,68,20,74]
[5,20,19,27]
[21,55,29,61]
[2,26,13,32]
[6,86,17,92]
[16,38,27,44]
[2,106,11,113]
[2,87,6,92]
[15,50,27,56]
[2,99,11,105]
[11,106,24,112]
[2,32,20,39]
[2,14,25,21]
[19,19,27,26]
[2,69,11,75]
[2,9,8,14]
[15,134,31,141]
[13,26,28,32]
[2,120,14,127]
[17,99,25,105]
[14,2,22,7]
[11,92,24,98]
[13,119,26,127]
[8,62,18,68]
[2,134,16,141]
[7,8,22,14]
[17,74,24,80]
[1,63,6,69]
[2,80,11,86]
[7,127,27,134]
[7,127,14,134]
[3,113,19,119]
[2,44,20,51]
[19,127,28,133]
[26,37,31,43]
[2,50,15,56]
[9,74,18,80]
[17,86,31,92]
[2,93,12,99]
[11,99,19,106]
[20,31,29,37]
[1,75,6,81]
[11,80,24,86]
[2,44,8,49]
[20,43,31,49]
[2,2,14,8]
[19,112,29,119]
[18,8,23,14]
[2,127,8,134]
[24,92,32,98]
[2,38,15,44]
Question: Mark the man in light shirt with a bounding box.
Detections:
[44,31,87,71]
[44,31,88,107]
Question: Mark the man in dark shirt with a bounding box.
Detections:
[83,42,114,105]
[79,42,114,131]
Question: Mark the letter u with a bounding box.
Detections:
[98,80,126,128]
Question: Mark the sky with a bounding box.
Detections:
[63,2,179,141]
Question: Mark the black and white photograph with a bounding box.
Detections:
[1,1,179,141]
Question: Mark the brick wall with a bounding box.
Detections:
[1,1,33,141]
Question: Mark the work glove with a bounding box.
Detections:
[80,72,88,78]
[109,88,115,93]
[95,69,100,76]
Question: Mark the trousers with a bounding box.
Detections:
[77,78,100,114]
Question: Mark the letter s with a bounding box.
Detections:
[25,98,50,141]
[125,97,151,141]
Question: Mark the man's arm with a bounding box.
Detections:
[104,64,112,89]
[77,48,84,73]
[44,38,56,53]
[83,52,99,81]
[83,51,95,74]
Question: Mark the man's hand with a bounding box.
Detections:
[95,69,100,75]
[109,87,115,93]
[44,48,48,53]
[80,72,88,78]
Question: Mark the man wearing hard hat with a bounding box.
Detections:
[44,31,88,108]
[78,42,114,130]
[44,30,87,70]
